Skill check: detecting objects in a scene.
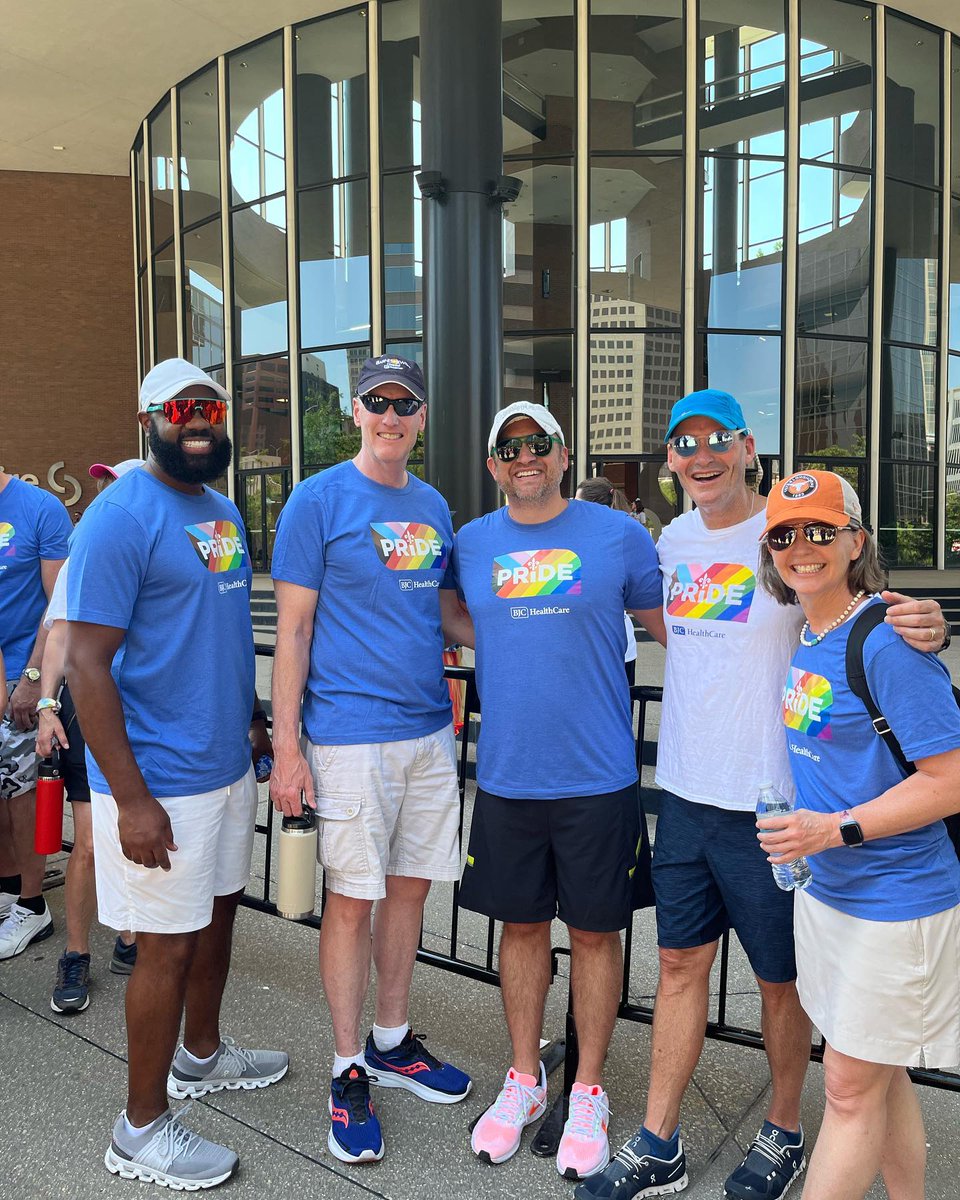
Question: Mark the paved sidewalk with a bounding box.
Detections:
[3,639,958,1198]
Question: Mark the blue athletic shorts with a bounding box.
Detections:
[651,790,797,984]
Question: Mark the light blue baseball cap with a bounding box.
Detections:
[664,388,747,442]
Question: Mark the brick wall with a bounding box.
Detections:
[0,171,139,517]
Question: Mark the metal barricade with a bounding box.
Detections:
[244,646,960,1095]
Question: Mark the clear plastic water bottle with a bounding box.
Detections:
[756,782,812,892]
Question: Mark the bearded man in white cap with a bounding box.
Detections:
[66,359,286,1190]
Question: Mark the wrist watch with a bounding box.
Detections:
[36,697,61,715]
[20,667,40,683]
[838,809,865,847]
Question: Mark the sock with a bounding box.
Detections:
[642,1124,680,1157]
[17,895,45,915]
[764,1119,802,1140]
[333,1051,364,1078]
[182,1044,220,1067]
[123,1111,163,1138]
[0,874,21,894]
[373,1021,409,1052]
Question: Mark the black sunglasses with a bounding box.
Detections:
[358,392,424,417]
[493,433,561,462]
[765,522,860,551]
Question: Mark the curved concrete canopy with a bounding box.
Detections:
[1,0,958,177]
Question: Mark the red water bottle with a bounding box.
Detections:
[34,750,65,854]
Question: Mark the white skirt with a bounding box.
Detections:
[794,889,960,1069]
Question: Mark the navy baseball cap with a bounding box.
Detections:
[664,388,746,442]
[355,354,425,403]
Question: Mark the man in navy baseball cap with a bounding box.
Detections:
[355,354,425,403]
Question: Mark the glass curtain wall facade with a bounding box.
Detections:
[132,0,960,569]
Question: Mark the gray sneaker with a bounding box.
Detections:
[104,1106,238,1190]
[167,1036,289,1098]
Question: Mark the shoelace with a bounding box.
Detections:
[746,1129,796,1172]
[3,905,31,932]
[58,955,88,990]
[566,1091,608,1140]
[148,1104,201,1168]
[402,1032,443,1070]
[336,1070,378,1122]
[215,1037,259,1074]
[489,1077,540,1127]
[614,1136,665,1174]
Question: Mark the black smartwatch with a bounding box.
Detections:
[838,810,865,847]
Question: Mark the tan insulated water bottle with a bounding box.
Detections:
[277,806,318,920]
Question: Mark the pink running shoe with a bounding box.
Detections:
[557,1082,610,1180]
[471,1063,547,1165]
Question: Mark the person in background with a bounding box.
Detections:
[576,477,640,686]
[38,459,143,1015]
[0,464,71,958]
[756,469,960,1200]
[631,498,648,526]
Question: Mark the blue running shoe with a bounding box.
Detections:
[574,1127,687,1199]
[364,1029,472,1104]
[328,1065,384,1164]
[724,1122,805,1199]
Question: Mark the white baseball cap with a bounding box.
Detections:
[138,358,232,413]
[488,402,565,455]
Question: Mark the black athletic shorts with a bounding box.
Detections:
[57,684,90,803]
[458,782,653,933]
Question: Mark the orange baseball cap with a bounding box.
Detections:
[761,470,862,539]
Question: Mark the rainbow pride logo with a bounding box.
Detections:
[783,667,833,739]
[371,522,447,570]
[492,549,582,598]
[0,522,14,556]
[184,521,245,573]
[666,563,755,622]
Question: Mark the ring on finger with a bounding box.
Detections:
[929,625,938,642]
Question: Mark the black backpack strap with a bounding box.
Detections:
[845,602,916,777]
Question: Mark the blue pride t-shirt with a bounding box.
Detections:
[0,478,72,676]
[67,469,255,798]
[453,500,662,799]
[783,596,960,922]
[271,461,456,746]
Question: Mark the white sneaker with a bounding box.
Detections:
[0,890,17,920]
[105,1106,238,1190]
[0,902,53,959]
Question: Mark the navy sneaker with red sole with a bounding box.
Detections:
[364,1029,472,1103]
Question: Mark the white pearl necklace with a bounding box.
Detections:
[799,590,866,647]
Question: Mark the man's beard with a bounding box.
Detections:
[148,421,233,485]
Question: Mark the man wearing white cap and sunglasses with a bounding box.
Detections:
[66,359,287,1190]
[453,401,667,1183]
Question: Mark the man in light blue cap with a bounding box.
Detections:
[578,390,950,1200]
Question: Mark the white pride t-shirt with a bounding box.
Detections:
[655,508,803,812]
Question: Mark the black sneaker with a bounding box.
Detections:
[724,1122,805,1199]
[574,1127,687,1199]
[51,951,91,1014]
[110,936,137,975]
